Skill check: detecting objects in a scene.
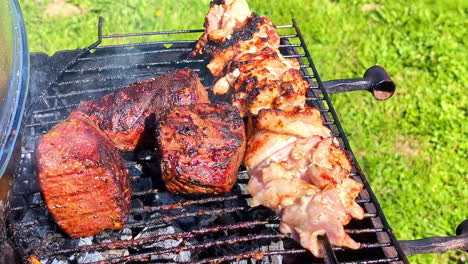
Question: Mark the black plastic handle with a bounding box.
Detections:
[322,65,396,100]
[399,220,468,255]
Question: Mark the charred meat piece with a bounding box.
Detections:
[191,0,252,56]
[206,14,281,78]
[36,111,130,238]
[158,103,246,194]
[79,68,209,151]
[213,48,306,117]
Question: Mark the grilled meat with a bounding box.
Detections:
[245,108,364,255]
[79,68,209,151]
[191,0,252,57]
[214,48,307,116]
[36,111,130,238]
[279,186,361,258]
[252,107,331,138]
[195,0,366,257]
[196,9,305,116]
[193,0,304,117]
[158,103,246,194]
[206,14,281,78]
[307,137,353,189]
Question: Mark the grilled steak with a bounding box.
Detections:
[36,111,131,238]
[158,103,246,194]
[79,68,209,151]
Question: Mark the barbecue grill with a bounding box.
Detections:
[1,13,466,264]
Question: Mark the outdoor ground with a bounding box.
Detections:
[19,0,467,263]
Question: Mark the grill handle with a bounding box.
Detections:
[322,65,395,100]
[399,219,468,255]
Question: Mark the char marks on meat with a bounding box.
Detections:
[79,68,209,151]
[158,103,246,194]
[36,111,131,238]
[194,5,306,117]
[191,0,252,56]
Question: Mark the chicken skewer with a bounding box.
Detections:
[193,0,365,258]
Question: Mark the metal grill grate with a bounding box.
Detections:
[5,18,409,264]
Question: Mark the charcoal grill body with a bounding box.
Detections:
[2,20,410,264]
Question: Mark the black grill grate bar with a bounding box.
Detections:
[283,54,306,58]
[64,58,206,74]
[93,33,299,51]
[333,243,392,251]
[10,206,247,230]
[77,49,199,61]
[95,40,197,49]
[125,206,247,228]
[101,29,205,38]
[9,193,241,213]
[344,228,384,234]
[306,97,325,102]
[99,25,293,39]
[53,69,202,87]
[281,43,302,48]
[32,220,268,258]
[188,249,312,264]
[25,119,60,128]
[361,213,376,218]
[32,104,79,115]
[130,195,240,213]
[44,86,127,99]
[74,43,300,64]
[356,199,370,203]
[280,34,298,38]
[340,257,400,264]
[89,233,288,264]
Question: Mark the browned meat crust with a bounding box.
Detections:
[36,111,131,238]
[79,68,209,151]
[158,103,246,194]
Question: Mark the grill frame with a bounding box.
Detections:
[4,18,410,264]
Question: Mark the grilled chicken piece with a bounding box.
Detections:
[336,178,365,220]
[210,36,306,116]
[244,130,298,172]
[253,107,331,138]
[36,111,130,238]
[158,103,246,194]
[207,14,281,78]
[279,187,361,258]
[244,108,363,256]
[191,0,252,56]
[248,161,321,210]
[79,68,209,151]
[306,137,353,189]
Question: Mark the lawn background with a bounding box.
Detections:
[19,0,467,263]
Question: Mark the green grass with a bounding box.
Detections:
[20,0,467,263]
